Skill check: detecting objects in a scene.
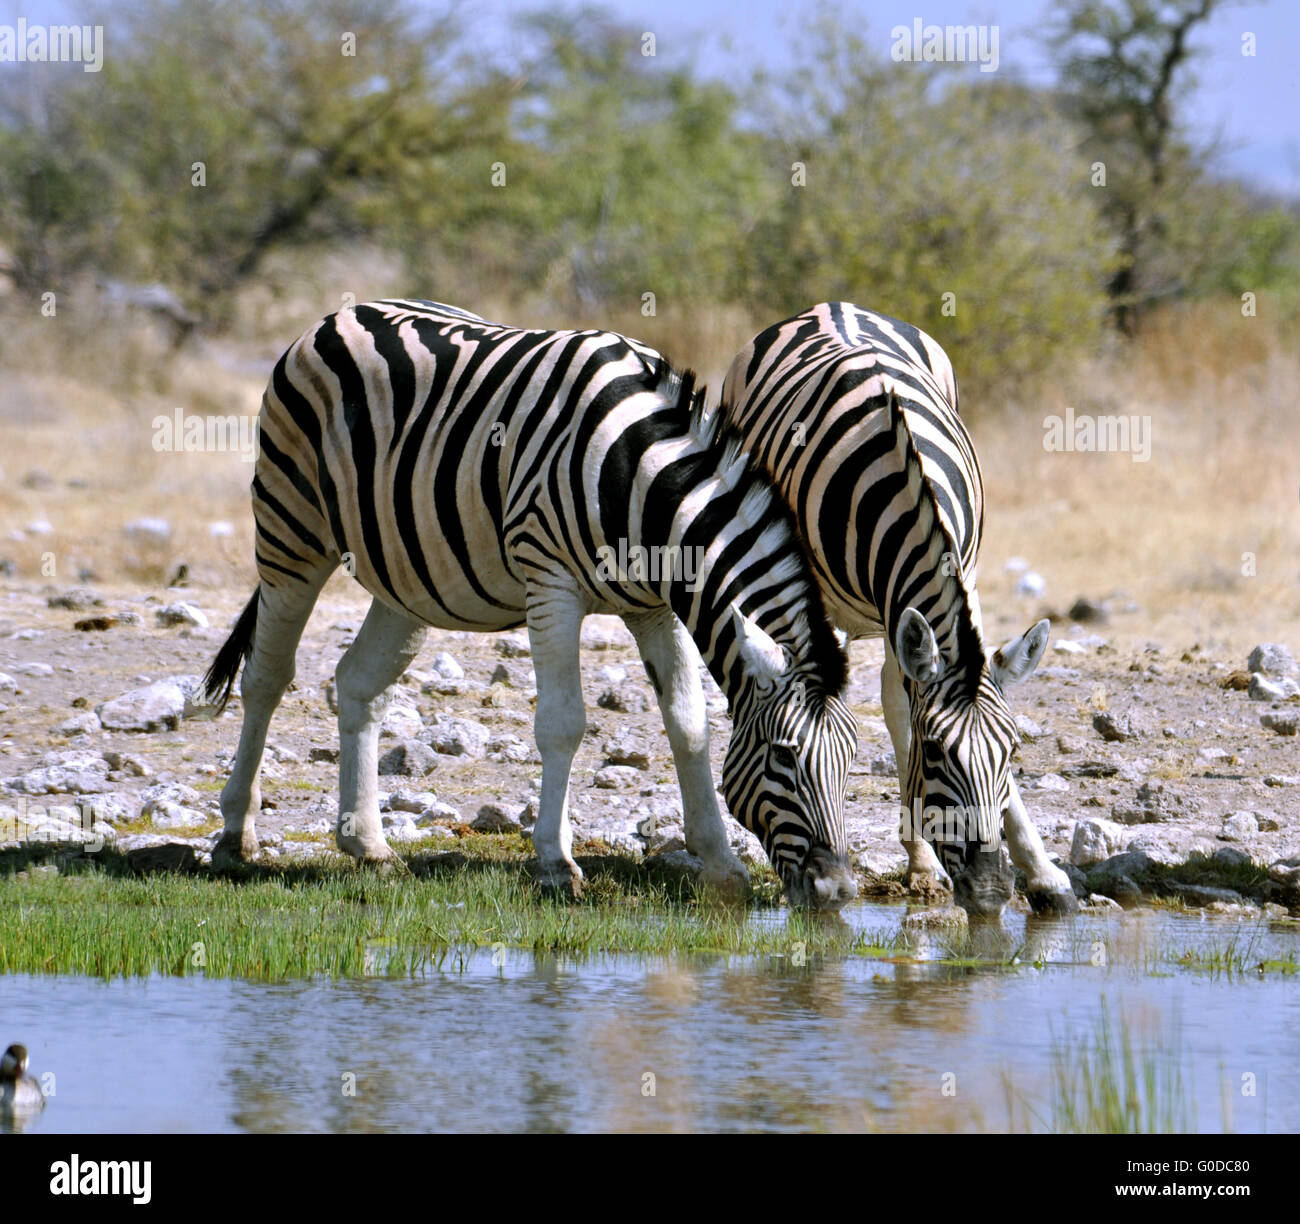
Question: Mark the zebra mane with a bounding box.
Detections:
[648,356,848,696]
[885,391,985,698]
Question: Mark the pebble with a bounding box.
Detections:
[385,789,439,814]
[58,711,102,736]
[597,685,652,714]
[124,517,171,543]
[1219,812,1258,841]
[380,704,424,739]
[155,602,209,629]
[1247,643,1296,677]
[594,765,642,789]
[47,588,103,611]
[1070,818,1129,867]
[602,733,651,770]
[1248,673,1300,701]
[416,802,461,826]
[96,679,188,732]
[430,652,464,680]
[471,803,521,833]
[377,740,439,776]
[1260,712,1298,737]
[428,715,491,758]
[1015,715,1045,740]
[1092,711,1133,742]
[902,905,968,930]
[1031,773,1070,793]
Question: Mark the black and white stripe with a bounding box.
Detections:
[205,299,858,907]
[721,303,1072,915]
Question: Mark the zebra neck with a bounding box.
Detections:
[630,454,829,701]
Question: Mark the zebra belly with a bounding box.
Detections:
[337,512,530,632]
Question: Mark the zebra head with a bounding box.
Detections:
[721,609,859,910]
[896,608,1051,917]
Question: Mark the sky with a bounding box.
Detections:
[4,0,1298,195]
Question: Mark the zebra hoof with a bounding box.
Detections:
[904,870,952,901]
[698,860,751,904]
[533,860,584,899]
[1027,887,1079,916]
[356,852,404,876]
[210,833,260,870]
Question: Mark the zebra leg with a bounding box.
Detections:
[623,607,749,900]
[526,582,587,896]
[334,597,429,862]
[215,571,332,866]
[1004,776,1078,914]
[880,643,953,892]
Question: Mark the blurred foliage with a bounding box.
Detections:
[1046,0,1300,329]
[0,0,1294,391]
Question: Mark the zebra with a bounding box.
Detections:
[719,302,1077,917]
[202,299,859,909]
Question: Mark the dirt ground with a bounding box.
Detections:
[1,570,1296,912]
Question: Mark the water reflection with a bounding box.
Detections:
[2,907,1297,1133]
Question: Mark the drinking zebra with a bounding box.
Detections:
[203,299,859,909]
[720,302,1077,917]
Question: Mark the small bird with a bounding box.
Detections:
[0,1044,46,1115]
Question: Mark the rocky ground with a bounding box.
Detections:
[1,576,1298,918]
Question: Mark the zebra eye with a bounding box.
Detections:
[771,744,798,772]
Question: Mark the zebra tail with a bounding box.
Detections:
[202,588,259,713]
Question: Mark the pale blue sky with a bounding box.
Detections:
[5,0,1297,194]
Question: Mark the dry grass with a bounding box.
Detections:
[0,275,1293,660]
[977,301,1299,654]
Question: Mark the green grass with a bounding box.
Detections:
[1003,1000,1198,1133]
[0,838,903,980]
[1048,1003,1193,1133]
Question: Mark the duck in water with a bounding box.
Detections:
[1,1044,45,1117]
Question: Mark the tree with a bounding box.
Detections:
[0,0,511,313]
[1047,0,1226,333]
[746,20,1118,399]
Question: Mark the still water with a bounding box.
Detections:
[5,904,1298,1132]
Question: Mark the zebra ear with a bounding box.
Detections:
[732,606,790,688]
[990,619,1050,689]
[896,607,943,687]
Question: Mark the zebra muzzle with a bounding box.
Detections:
[950,840,1015,918]
[799,846,859,910]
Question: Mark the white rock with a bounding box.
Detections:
[1070,818,1128,867]
[155,602,209,629]
[594,765,642,789]
[1247,643,1296,677]
[430,652,464,680]
[417,802,461,826]
[1014,571,1045,597]
[428,715,490,758]
[1032,773,1070,793]
[380,704,423,739]
[1053,640,1086,656]
[124,517,171,543]
[1219,812,1258,841]
[96,680,187,732]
